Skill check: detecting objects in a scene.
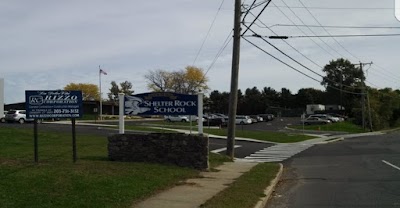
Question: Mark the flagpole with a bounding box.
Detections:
[99,65,102,120]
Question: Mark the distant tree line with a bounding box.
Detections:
[205,58,400,130]
[62,60,400,130]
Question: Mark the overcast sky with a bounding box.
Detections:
[1,0,400,104]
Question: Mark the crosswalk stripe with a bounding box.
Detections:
[238,136,333,163]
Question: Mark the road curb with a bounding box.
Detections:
[254,163,283,208]
[316,137,344,144]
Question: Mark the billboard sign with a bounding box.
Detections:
[124,92,197,116]
[25,90,83,119]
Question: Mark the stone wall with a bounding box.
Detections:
[108,133,209,169]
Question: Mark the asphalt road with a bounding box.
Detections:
[267,131,400,208]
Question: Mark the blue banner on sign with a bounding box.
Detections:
[25,90,83,119]
[124,92,198,116]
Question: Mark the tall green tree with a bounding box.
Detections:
[279,88,294,109]
[294,88,324,108]
[107,81,134,101]
[321,58,365,114]
[209,90,230,114]
[243,87,264,115]
[261,87,280,109]
[365,88,400,130]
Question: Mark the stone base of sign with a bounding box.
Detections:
[108,133,209,170]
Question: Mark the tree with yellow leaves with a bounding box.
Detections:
[64,83,100,101]
[144,66,209,94]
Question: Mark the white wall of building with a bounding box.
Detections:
[306,104,325,115]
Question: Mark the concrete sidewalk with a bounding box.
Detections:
[132,161,258,208]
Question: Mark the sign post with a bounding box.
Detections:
[301,113,306,135]
[72,118,77,163]
[25,90,83,163]
[197,92,203,135]
[118,93,125,134]
[34,119,38,163]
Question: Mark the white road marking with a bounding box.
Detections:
[382,160,400,171]
[211,145,242,153]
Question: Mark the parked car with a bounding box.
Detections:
[5,110,40,124]
[1,111,7,123]
[309,114,340,123]
[164,115,199,122]
[203,117,228,127]
[258,114,274,122]
[302,117,331,125]
[327,113,347,121]
[210,113,229,120]
[250,115,263,122]
[235,115,252,125]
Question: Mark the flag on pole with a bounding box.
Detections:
[99,69,107,75]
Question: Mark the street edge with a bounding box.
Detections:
[315,137,344,144]
[254,163,283,208]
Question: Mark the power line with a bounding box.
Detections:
[242,0,259,22]
[297,1,400,88]
[372,64,400,82]
[243,0,270,11]
[298,0,362,61]
[196,30,233,89]
[270,5,393,10]
[243,37,365,95]
[248,11,324,68]
[247,29,364,91]
[244,0,398,91]
[246,6,366,91]
[242,0,272,35]
[271,33,400,38]
[270,1,337,58]
[204,30,233,77]
[192,0,226,65]
[280,0,350,59]
[268,24,400,29]
[297,0,400,88]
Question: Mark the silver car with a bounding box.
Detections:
[5,110,38,124]
[301,117,331,125]
[235,115,252,125]
[0,111,7,123]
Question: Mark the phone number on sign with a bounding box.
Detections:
[53,109,79,114]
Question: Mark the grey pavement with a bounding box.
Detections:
[132,161,258,208]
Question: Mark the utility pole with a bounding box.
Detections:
[226,0,241,159]
[340,67,343,111]
[359,62,373,131]
[360,63,366,131]
[366,92,373,132]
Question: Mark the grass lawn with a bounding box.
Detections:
[0,127,216,208]
[290,121,365,133]
[201,163,280,208]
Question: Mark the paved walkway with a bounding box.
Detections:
[132,161,258,208]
